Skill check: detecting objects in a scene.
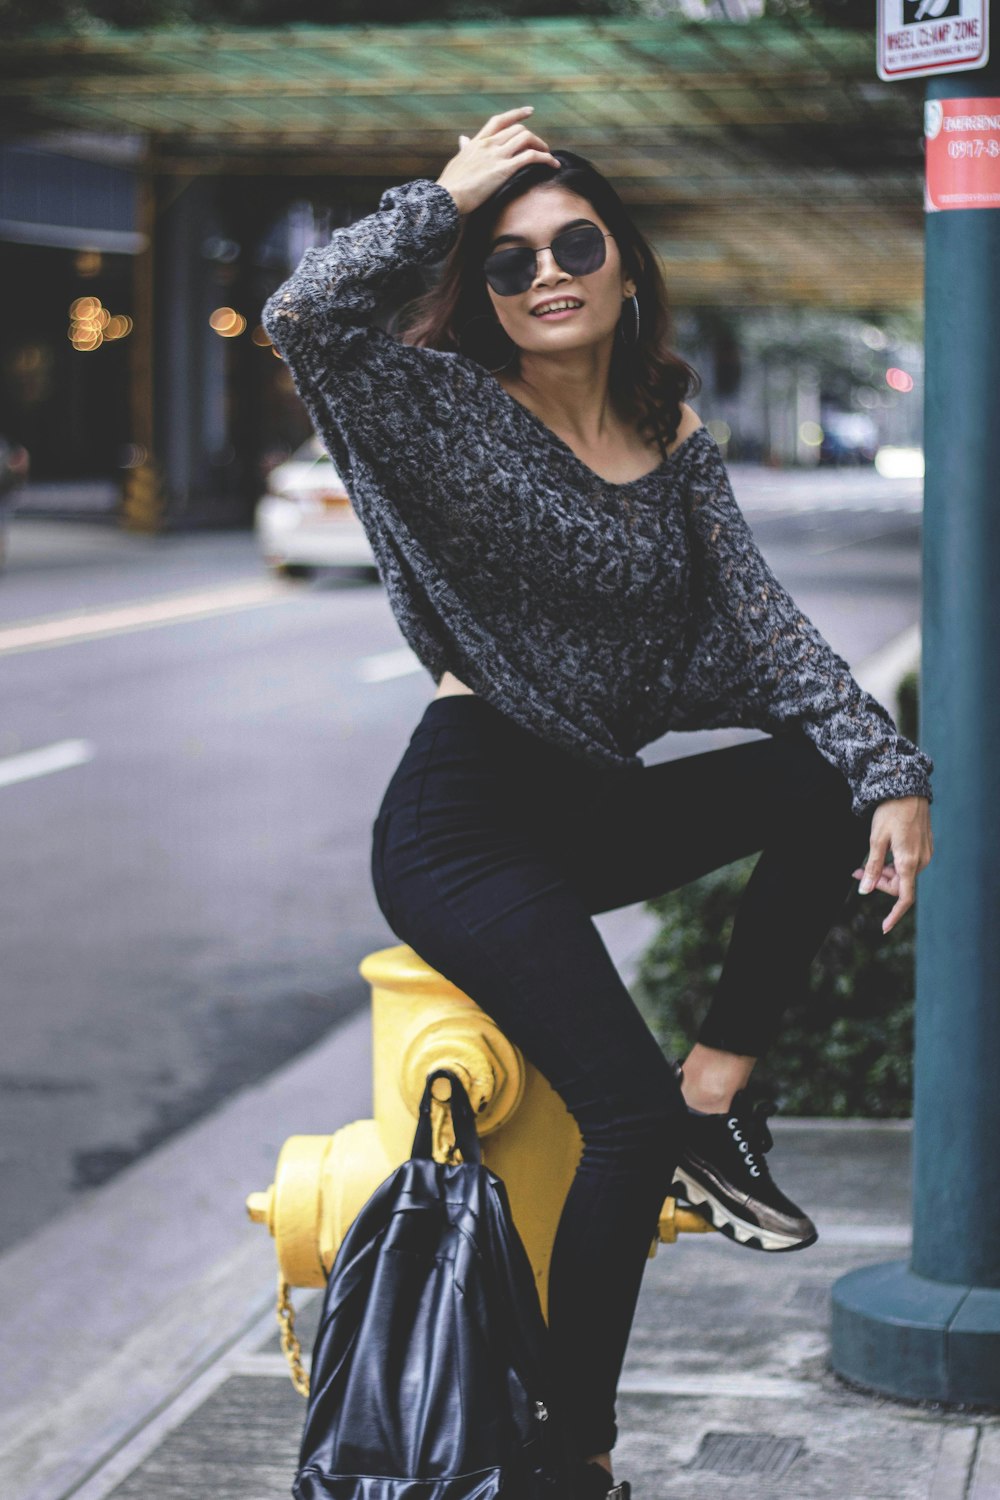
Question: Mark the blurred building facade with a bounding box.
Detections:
[0,17,928,529]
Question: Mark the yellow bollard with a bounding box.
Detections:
[247,943,715,1387]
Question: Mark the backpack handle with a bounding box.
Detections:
[411,1067,482,1165]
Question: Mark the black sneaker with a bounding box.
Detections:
[669,1061,818,1253]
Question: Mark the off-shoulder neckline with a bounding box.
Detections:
[490,380,712,490]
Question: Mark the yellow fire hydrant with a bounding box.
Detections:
[247,942,714,1393]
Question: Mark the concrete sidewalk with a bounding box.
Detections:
[17,1118,1000,1500]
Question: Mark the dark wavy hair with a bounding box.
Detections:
[394,149,701,459]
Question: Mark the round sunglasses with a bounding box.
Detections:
[483,224,616,297]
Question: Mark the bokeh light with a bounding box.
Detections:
[209,307,247,337]
[68,296,132,351]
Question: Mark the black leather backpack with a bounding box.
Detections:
[292,1067,574,1499]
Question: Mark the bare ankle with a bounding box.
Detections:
[679,1043,757,1113]
[585,1452,613,1477]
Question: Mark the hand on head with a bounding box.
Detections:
[436,107,560,217]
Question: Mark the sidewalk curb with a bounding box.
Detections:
[0,1006,372,1500]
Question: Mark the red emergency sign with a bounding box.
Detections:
[925,97,1000,211]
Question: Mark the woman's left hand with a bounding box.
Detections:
[852,794,934,935]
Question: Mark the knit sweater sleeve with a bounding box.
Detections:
[259,178,476,477]
[670,435,934,819]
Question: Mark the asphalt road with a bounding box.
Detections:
[0,480,924,1254]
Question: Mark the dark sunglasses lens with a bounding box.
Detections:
[483,226,609,295]
[484,247,536,296]
[553,226,608,276]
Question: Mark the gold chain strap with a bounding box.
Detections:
[276,1271,310,1397]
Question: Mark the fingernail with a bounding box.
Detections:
[860,878,873,893]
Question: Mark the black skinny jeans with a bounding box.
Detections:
[370,694,873,1458]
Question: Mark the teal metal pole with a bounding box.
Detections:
[831,30,1000,1403]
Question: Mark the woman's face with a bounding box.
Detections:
[483,185,636,361]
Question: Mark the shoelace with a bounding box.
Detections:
[726,1096,776,1180]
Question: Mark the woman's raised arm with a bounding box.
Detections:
[260,177,462,383]
[671,433,934,820]
[260,109,558,376]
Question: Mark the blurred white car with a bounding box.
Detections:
[255,436,377,580]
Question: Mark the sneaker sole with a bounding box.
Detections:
[671,1166,818,1253]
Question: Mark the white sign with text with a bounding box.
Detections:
[877,0,989,81]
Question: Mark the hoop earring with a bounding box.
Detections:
[619,293,640,346]
[457,313,518,373]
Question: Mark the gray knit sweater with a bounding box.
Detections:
[261,176,934,818]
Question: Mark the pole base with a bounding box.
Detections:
[831,1259,1000,1408]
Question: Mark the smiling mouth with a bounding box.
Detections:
[531,300,584,319]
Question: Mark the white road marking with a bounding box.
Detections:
[357,646,423,682]
[808,520,917,556]
[0,579,292,657]
[0,739,95,789]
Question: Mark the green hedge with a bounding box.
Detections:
[632,668,922,1117]
[896,666,919,744]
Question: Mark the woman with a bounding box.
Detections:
[262,107,934,1500]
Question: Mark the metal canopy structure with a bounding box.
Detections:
[4,17,927,307]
